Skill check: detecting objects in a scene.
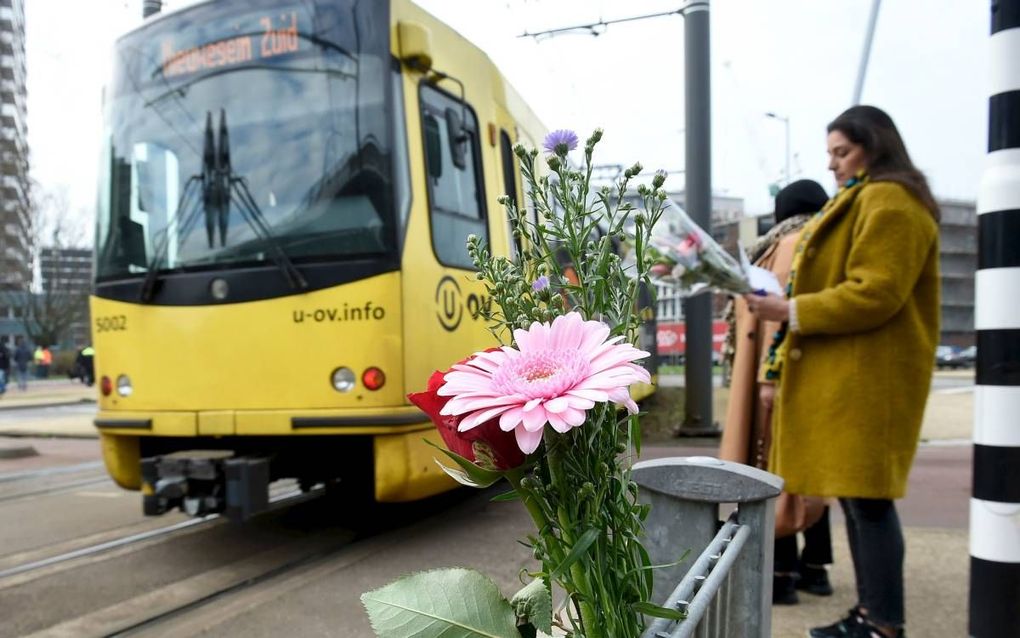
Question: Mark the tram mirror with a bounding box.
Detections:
[445,107,467,170]
[424,114,443,180]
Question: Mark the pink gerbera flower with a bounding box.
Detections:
[437,312,651,455]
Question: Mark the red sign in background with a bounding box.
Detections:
[656,321,728,355]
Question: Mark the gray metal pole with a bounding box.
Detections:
[852,0,881,104]
[680,0,715,433]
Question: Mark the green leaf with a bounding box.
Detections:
[361,568,520,638]
[549,528,600,580]
[510,579,552,634]
[490,490,522,502]
[435,459,489,488]
[632,601,687,621]
[628,414,642,456]
[424,439,504,488]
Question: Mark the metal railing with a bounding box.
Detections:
[634,456,783,638]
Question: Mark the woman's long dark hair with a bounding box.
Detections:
[827,105,940,221]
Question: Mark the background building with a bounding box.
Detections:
[938,199,976,347]
[0,0,30,292]
[39,246,92,347]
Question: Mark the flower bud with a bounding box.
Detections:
[547,156,561,171]
[497,195,511,206]
[652,170,667,189]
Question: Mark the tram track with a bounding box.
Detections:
[9,485,370,638]
[3,483,493,638]
[105,538,362,638]
[0,461,112,504]
[0,481,318,586]
[0,475,112,504]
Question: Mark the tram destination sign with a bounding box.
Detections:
[159,7,305,79]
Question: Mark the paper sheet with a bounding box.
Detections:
[739,247,784,296]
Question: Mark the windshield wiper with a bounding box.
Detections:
[139,110,222,302]
[216,110,307,290]
[140,110,308,302]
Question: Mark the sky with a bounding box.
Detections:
[26,0,989,238]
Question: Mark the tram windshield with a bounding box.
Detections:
[96,0,401,281]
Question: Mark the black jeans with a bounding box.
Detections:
[774,506,834,573]
[841,497,905,627]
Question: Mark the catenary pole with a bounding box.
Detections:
[970,1,1020,636]
[679,0,714,433]
[852,0,881,104]
[519,2,716,432]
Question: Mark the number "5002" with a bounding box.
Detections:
[95,315,127,332]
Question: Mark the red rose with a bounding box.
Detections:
[407,350,526,471]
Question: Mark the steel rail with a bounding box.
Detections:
[0,484,318,580]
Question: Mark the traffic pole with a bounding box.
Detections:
[970,1,1020,636]
[679,0,716,434]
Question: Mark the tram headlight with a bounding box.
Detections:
[210,278,230,301]
[331,367,356,393]
[116,374,133,397]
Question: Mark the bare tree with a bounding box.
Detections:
[2,184,91,348]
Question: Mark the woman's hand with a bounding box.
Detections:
[744,293,790,322]
[759,383,776,411]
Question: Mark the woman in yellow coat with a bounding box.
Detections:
[746,106,940,638]
[719,180,834,605]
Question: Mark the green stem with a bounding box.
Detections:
[504,468,565,567]
[545,433,604,638]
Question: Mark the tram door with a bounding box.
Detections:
[401,80,495,393]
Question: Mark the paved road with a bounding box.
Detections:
[0,436,970,638]
[0,373,974,637]
[0,402,95,425]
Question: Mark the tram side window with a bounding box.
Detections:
[420,84,487,269]
[499,130,522,259]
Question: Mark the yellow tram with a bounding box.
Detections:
[92,0,654,519]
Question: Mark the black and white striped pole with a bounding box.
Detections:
[970,2,1020,636]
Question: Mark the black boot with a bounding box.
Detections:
[797,563,834,596]
[772,573,799,605]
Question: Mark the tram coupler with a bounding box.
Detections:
[141,450,270,521]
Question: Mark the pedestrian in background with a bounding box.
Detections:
[39,345,52,379]
[0,338,9,396]
[746,105,940,638]
[14,337,31,391]
[720,179,835,605]
[75,345,95,386]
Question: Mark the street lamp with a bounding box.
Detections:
[765,111,790,187]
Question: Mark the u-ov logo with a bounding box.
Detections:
[435,276,463,331]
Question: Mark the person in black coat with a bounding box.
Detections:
[0,339,10,395]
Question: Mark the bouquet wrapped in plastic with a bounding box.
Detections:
[624,197,753,296]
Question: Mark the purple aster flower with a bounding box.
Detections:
[531,275,550,292]
[543,129,579,155]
